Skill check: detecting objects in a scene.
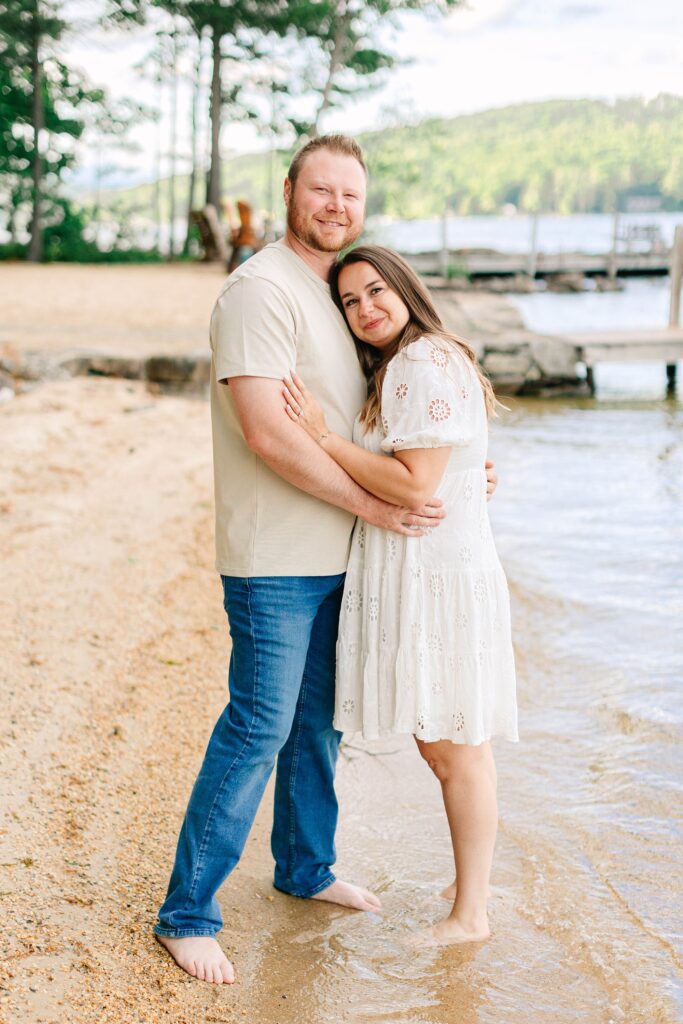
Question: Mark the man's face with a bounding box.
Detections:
[284,149,366,254]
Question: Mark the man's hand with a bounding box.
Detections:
[485,459,498,501]
[363,498,446,537]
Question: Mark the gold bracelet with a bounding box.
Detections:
[317,431,330,445]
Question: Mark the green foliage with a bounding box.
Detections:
[100,96,682,220]
[273,0,462,136]
[0,0,152,260]
[224,95,683,216]
[83,95,683,228]
[446,262,468,280]
[0,0,71,217]
[359,96,683,217]
[0,196,162,261]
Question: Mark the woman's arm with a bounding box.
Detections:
[283,372,450,508]
[323,434,450,508]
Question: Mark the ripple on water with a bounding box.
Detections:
[240,369,682,1023]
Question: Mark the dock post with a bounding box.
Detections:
[608,210,620,282]
[667,225,683,394]
[666,364,677,394]
[586,365,596,395]
[440,208,449,280]
[527,211,539,283]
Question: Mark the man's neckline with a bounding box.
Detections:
[273,238,333,291]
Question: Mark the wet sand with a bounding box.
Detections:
[1,267,682,1024]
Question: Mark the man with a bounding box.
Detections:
[154,134,497,984]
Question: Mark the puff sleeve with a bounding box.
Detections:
[380,338,477,453]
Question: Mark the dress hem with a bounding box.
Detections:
[336,723,519,746]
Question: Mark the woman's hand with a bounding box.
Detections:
[283,370,329,444]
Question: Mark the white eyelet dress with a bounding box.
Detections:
[333,337,518,746]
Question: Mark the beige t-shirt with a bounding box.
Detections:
[210,240,367,577]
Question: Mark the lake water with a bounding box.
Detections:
[367,211,682,255]
[239,249,683,1021]
[244,338,683,1022]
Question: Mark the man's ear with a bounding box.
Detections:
[283,177,292,207]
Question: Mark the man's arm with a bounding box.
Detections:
[485,459,497,500]
[228,376,445,536]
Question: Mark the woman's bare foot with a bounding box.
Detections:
[311,879,381,912]
[439,881,492,902]
[155,934,234,984]
[412,914,491,947]
[440,880,457,902]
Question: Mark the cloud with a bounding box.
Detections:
[440,0,524,35]
[558,3,603,18]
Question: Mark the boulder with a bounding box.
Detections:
[145,353,211,388]
[430,287,583,394]
[481,348,535,388]
[57,351,143,379]
[528,334,580,379]
[546,273,586,293]
[0,369,15,404]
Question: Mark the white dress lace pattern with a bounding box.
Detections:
[334,337,518,745]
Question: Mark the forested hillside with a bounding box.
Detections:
[90,95,683,220]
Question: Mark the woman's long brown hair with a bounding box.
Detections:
[330,245,497,431]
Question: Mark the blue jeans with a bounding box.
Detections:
[154,574,345,938]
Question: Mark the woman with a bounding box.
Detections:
[282,246,518,945]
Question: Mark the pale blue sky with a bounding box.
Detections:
[63,0,682,189]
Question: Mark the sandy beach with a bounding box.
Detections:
[1,266,681,1024]
[0,262,226,357]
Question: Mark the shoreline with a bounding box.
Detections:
[0,263,585,401]
[0,376,516,1023]
[1,293,680,1020]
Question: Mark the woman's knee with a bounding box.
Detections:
[418,739,487,785]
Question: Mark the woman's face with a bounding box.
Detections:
[337,261,410,349]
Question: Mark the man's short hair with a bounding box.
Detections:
[287,135,367,191]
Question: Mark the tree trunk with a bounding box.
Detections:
[183,31,202,256]
[27,18,44,263]
[207,26,222,212]
[167,28,179,261]
[312,16,348,137]
[153,76,162,255]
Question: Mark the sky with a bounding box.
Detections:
[61,0,683,190]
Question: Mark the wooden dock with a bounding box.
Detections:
[404,212,677,280]
[546,225,683,395]
[549,327,683,394]
[407,248,670,279]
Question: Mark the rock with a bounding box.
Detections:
[528,334,580,378]
[57,352,143,380]
[471,274,536,293]
[429,287,583,394]
[481,348,534,388]
[0,369,15,404]
[594,276,624,292]
[0,351,63,382]
[546,272,586,293]
[145,353,211,388]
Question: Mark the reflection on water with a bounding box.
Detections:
[237,364,682,1024]
[368,212,683,256]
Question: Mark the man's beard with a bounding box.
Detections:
[287,205,363,254]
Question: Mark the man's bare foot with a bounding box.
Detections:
[411,915,491,947]
[155,934,234,984]
[311,879,381,912]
